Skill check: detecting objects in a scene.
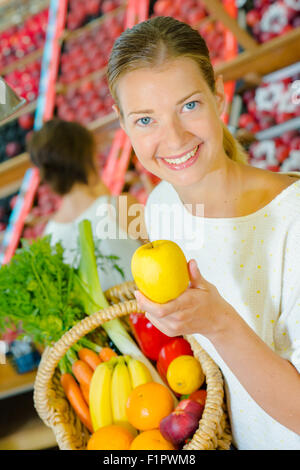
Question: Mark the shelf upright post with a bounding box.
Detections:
[221,0,238,125]
[0,0,68,266]
[102,0,150,196]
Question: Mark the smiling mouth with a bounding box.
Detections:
[160,145,199,164]
[158,144,201,170]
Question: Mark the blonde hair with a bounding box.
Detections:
[107,16,248,165]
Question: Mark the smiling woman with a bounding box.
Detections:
[106,16,300,451]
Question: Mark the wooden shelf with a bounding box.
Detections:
[1,48,44,76]
[0,153,31,195]
[0,387,57,450]
[215,27,300,82]
[87,110,119,132]
[0,99,37,128]
[61,4,126,43]
[0,361,36,400]
[200,0,258,51]
[56,66,107,95]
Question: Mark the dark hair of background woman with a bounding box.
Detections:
[27,119,97,195]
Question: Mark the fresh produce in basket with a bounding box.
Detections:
[166,355,205,395]
[0,220,177,433]
[59,356,93,433]
[89,358,115,431]
[156,337,194,378]
[131,240,190,304]
[87,424,135,451]
[126,382,174,431]
[1,219,209,449]
[128,312,173,361]
[159,409,200,446]
[111,357,137,435]
[130,429,176,450]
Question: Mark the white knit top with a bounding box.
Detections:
[44,195,141,292]
[144,173,300,450]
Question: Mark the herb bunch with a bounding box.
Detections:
[0,236,85,346]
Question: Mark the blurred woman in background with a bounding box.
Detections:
[28,118,143,291]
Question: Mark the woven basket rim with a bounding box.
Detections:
[33,280,231,450]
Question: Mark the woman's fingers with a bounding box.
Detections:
[134,290,182,318]
[188,259,210,291]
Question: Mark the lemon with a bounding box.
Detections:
[166,355,205,395]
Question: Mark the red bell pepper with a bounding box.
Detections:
[129,312,173,361]
[156,337,193,378]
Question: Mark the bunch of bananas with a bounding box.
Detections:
[89,355,152,433]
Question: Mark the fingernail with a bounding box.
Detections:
[134,290,140,302]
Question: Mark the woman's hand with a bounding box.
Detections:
[134,259,235,339]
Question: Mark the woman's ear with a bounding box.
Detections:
[112,104,126,132]
[214,74,226,117]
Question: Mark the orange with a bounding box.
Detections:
[126,382,174,431]
[130,429,175,450]
[87,424,135,450]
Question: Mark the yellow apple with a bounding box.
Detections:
[131,240,190,304]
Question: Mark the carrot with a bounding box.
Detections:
[80,382,90,405]
[99,347,118,362]
[72,359,93,387]
[78,347,102,371]
[60,372,93,433]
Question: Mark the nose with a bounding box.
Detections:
[163,115,188,153]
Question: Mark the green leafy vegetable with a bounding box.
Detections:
[0,236,84,346]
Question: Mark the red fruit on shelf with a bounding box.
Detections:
[154,0,173,15]
[102,0,116,13]
[238,113,256,129]
[5,142,22,158]
[281,130,299,145]
[18,113,34,130]
[291,136,300,150]
[276,145,290,163]
[276,112,295,124]
[246,9,261,27]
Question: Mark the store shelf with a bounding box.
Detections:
[215,27,300,82]
[0,99,37,128]
[0,153,31,195]
[0,390,57,450]
[200,0,258,51]
[0,361,36,400]
[1,48,44,76]
[0,0,49,33]
[56,65,107,94]
[87,110,119,132]
[61,3,126,42]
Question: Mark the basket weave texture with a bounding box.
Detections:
[33,280,232,450]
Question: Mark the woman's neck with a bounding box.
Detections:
[52,181,110,223]
[174,158,244,218]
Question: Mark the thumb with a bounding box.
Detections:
[188,259,208,291]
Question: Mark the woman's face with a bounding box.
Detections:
[115,57,227,188]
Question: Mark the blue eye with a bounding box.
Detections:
[183,101,197,111]
[137,117,152,126]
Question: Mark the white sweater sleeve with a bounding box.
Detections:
[275,216,300,373]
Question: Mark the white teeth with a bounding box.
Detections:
[164,145,198,164]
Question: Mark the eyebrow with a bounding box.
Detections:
[127,90,203,117]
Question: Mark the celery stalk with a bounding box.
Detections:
[77,220,177,403]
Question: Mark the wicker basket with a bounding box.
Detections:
[33,280,232,450]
